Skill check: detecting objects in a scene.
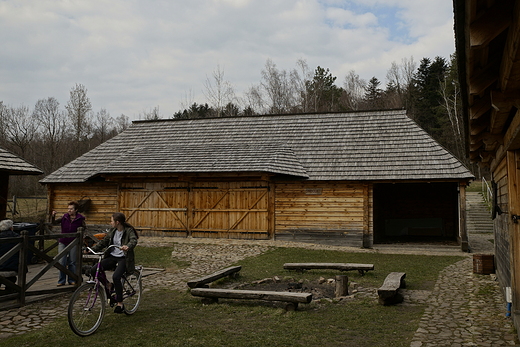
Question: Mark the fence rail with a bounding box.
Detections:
[0,227,85,310]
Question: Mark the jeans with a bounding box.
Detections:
[58,242,77,284]
[91,255,127,302]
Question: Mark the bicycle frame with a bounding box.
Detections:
[86,245,118,303]
[68,245,143,336]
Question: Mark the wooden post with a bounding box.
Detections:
[335,275,348,298]
[459,182,469,252]
[18,230,28,306]
[76,228,85,286]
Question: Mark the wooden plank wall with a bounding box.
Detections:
[119,181,189,237]
[493,156,511,292]
[47,182,118,226]
[190,181,269,239]
[274,181,366,245]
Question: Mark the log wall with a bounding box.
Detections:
[274,181,367,246]
[493,156,511,292]
[47,182,119,226]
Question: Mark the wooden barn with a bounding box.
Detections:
[454,0,520,336]
[40,110,474,248]
[0,147,43,220]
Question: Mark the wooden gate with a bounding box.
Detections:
[119,181,269,239]
[120,182,189,236]
[190,181,269,239]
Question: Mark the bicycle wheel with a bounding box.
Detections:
[123,270,142,315]
[68,282,107,336]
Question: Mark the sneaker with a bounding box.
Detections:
[114,305,125,314]
[69,282,76,285]
[57,283,65,287]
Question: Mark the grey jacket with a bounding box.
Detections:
[92,226,138,274]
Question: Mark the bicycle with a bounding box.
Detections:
[67,245,143,337]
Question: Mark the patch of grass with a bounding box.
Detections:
[137,245,190,270]
[466,180,483,192]
[476,283,496,296]
[231,247,464,291]
[7,289,423,347]
[4,248,464,347]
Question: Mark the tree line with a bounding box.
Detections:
[1,54,478,197]
[0,84,131,196]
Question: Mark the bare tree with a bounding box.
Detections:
[244,85,265,114]
[115,114,130,133]
[260,59,297,114]
[4,105,37,157]
[386,57,416,109]
[291,59,313,112]
[0,102,7,148]
[33,97,68,172]
[66,84,93,152]
[94,108,115,143]
[203,65,235,117]
[140,106,161,120]
[440,55,465,160]
[343,70,366,110]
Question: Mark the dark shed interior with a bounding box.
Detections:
[373,182,459,244]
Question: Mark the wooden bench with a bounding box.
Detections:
[187,266,242,289]
[190,287,312,311]
[283,263,374,275]
[377,272,406,305]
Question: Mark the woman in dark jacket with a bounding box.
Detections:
[91,212,138,313]
[52,201,86,286]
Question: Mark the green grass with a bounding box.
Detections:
[136,245,190,270]
[466,180,483,192]
[3,247,464,347]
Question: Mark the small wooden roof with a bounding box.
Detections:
[0,147,43,176]
[41,110,473,183]
[454,0,520,166]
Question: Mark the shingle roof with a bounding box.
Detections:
[0,147,43,175]
[40,110,474,183]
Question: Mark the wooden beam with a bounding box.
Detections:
[500,0,520,91]
[504,109,520,151]
[469,64,498,95]
[470,0,512,48]
[469,94,491,120]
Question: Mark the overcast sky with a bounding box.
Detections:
[0,0,455,121]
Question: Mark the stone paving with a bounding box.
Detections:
[0,233,519,346]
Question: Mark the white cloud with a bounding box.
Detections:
[0,0,455,120]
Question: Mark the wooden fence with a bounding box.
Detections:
[0,227,85,310]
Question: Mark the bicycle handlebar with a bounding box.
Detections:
[86,244,121,256]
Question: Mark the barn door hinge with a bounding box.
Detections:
[512,214,520,224]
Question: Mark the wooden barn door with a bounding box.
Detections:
[190,181,270,239]
[119,182,189,236]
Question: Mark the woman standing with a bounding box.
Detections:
[52,201,86,286]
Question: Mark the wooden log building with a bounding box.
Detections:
[40,110,474,248]
[0,147,43,219]
[454,0,520,336]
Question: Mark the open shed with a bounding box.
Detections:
[40,110,474,248]
[0,147,43,219]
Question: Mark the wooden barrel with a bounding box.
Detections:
[473,254,495,274]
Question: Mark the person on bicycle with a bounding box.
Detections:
[90,212,138,313]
